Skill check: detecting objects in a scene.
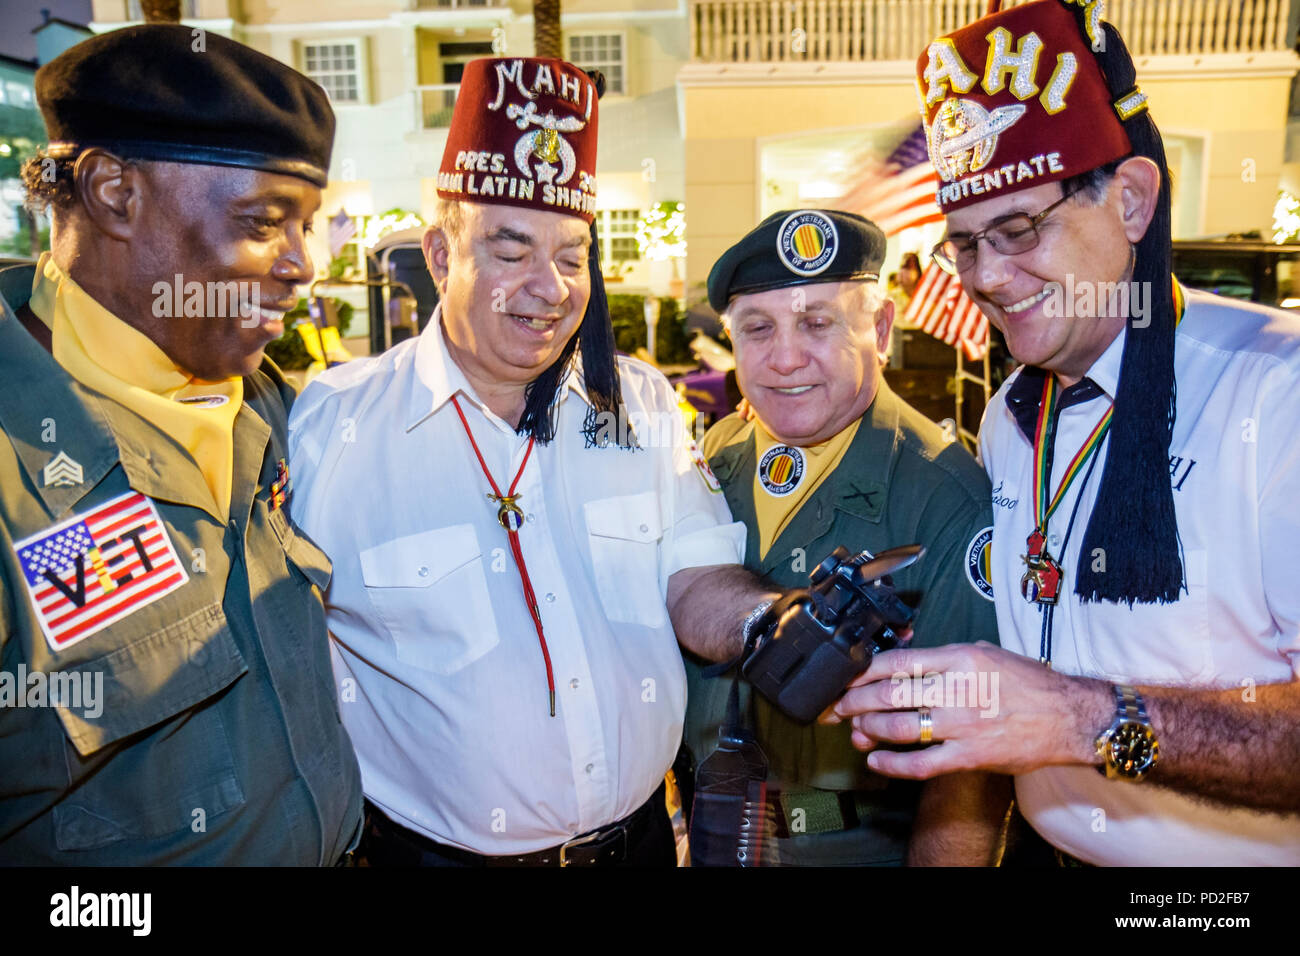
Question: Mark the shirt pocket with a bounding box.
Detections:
[1079,549,1213,682]
[53,602,248,852]
[584,491,667,628]
[359,524,500,675]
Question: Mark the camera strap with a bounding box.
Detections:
[690,606,792,865]
[689,672,777,866]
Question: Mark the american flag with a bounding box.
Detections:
[834,123,988,362]
[15,492,188,652]
[328,208,357,258]
[904,261,990,363]
[833,125,944,237]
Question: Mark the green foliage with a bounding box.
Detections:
[607,293,691,365]
[263,323,313,371]
[635,201,687,261]
[263,295,355,370]
[0,214,45,258]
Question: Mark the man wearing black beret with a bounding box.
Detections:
[0,25,363,864]
[683,208,1011,865]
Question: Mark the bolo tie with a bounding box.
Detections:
[451,395,557,716]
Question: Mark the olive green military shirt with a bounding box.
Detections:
[0,264,363,865]
[683,382,999,862]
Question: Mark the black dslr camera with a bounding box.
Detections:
[741,545,924,724]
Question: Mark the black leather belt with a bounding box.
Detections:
[365,783,664,867]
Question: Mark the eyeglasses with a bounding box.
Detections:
[931,186,1080,275]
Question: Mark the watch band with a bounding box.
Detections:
[1115,683,1148,723]
[741,598,775,647]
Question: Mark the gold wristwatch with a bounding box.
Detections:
[1094,683,1159,781]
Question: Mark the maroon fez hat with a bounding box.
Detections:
[436,57,599,224]
[916,0,1147,214]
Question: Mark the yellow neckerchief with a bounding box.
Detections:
[752,416,861,560]
[30,253,242,522]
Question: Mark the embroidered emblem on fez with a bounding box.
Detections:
[965,525,995,601]
[758,445,805,497]
[776,211,838,278]
[508,100,586,185]
[927,98,1026,181]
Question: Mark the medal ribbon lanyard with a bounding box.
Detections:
[451,396,557,716]
[1027,278,1188,662]
[1030,377,1113,538]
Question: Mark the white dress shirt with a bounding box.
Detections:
[287,309,745,854]
[980,288,1300,865]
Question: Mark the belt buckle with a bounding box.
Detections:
[559,829,604,867]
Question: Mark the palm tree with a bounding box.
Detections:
[141,0,182,22]
[534,0,562,59]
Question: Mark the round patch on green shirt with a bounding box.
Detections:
[758,444,805,497]
[966,526,994,601]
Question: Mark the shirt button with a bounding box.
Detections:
[527,513,535,523]
[545,592,556,603]
[1048,533,1060,548]
[417,566,429,577]
[639,523,649,533]
[584,763,594,775]
[570,678,579,689]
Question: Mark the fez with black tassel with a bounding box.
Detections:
[917,0,1183,604]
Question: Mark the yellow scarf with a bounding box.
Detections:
[752,417,861,560]
[30,253,242,522]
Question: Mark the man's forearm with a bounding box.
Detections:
[1138,678,1300,814]
[839,645,1300,817]
[907,771,1012,866]
[666,564,781,663]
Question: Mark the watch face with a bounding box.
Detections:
[1106,720,1159,777]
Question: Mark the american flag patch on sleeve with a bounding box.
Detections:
[14,491,189,653]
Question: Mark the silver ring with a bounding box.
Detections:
[918,707,933,744]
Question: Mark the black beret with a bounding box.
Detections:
[36,24,334,187]
[707,209,887,313]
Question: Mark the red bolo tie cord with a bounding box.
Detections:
[450,395,556,716]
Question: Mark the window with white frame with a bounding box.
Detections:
[567,34,624,96]
[303,41,364,105]
[600,208,640,263]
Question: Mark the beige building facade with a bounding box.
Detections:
[90,0,691,295]
[86,0,1300,303]
[679,0,1300,292]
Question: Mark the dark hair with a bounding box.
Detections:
[1062,157,1126,205]
[900,252,922,272]
[516,217,637,450]
[20,148,76,213]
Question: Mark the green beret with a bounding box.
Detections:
[707,209,887,313]
[36,24,335,187]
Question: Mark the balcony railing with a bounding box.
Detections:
[416,84,460,130]
[691,0,1294,63]
[412,0,509,9]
